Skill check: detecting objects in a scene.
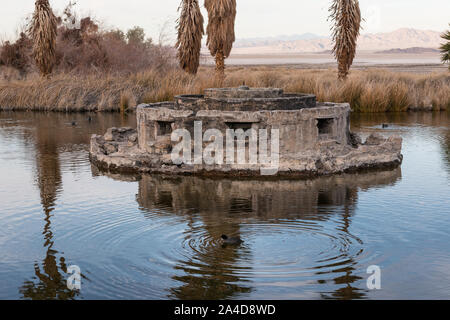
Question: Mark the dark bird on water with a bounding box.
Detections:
[221,235,243,246]
[71,121,77,126]
[382,124,389,128]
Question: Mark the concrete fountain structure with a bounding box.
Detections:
[90,86,403,177]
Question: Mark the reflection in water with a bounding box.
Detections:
[443,131,450,173]
[352,112,450,175]
[318,186,365,300]
[136,169,401,299]
[1,110,449,299]
[171,243,252,300]
[19,121,77,300]
[0,112,136,299]
[351,111,449,129]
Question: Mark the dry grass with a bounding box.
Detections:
[0,67,449,112]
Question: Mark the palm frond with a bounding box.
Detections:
[329,0,362,80]
[28,0,58,77]
[205,0,237,79]
[176,0,204,75]
[440,26,450,69]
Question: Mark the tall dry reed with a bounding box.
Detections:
[0,67,449,112]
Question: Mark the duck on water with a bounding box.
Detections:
[221,235,243,246]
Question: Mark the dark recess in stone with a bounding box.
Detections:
[225,122,253,131]
[317,118,334,135]
[157,121,173,136]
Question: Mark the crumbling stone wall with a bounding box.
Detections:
[137,87,350,158]
[89,87,403,177]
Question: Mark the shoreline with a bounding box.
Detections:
[0,65,448,113]
[202,52,447,73]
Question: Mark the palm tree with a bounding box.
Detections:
[205,0,237,82]
[329,0,362,80]
[440,25,450,70]
[176,0,204,75]
[29,0,58,77]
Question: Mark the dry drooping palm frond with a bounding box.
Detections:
[440,25,450,70]
[28,0,58,77]
[329,0,361,80]
[205,0,237,80]
[176,0,204,75]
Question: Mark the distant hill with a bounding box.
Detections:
[230,28,444,54]
[375,47,440,54]
[234,33,325,48]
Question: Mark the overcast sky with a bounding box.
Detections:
[1,0,449,42]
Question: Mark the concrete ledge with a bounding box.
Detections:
[90,128,403,178]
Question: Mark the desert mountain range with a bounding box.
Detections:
[230,28,444,54]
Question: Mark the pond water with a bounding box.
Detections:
[0,111,448,300]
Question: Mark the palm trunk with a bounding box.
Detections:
[215,50,225,83]
[338,50,349,80]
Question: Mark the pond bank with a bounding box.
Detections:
[0,67,449,113]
